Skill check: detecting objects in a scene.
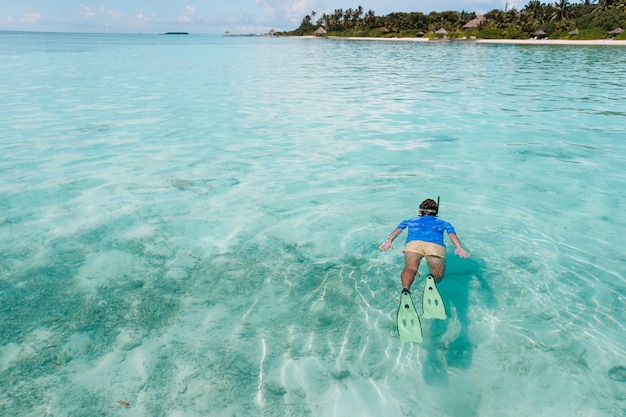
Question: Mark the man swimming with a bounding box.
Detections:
[379,198,470,292]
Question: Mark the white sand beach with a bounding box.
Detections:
[475,38,626,45]
[322,36,626,46]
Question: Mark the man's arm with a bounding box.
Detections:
[449,233,470,258]
[379,228,403,251]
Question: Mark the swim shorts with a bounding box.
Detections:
[403,240,446,258]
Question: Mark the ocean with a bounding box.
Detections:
[1,31,625,416]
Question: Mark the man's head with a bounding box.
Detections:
[419,199,438,216]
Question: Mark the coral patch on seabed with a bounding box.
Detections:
[608,366,626,382]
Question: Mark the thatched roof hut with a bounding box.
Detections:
[609,27,624,35]
[462,15,485,29]
[434,28,448,39]
[314,27,327,37]
[568,29,579,35]
[532,30,547,39]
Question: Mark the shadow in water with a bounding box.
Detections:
[421,255,496,384]
[418,255,497,417]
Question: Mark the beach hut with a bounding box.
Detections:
[416,31,425,37]
[568,29,579,36]
[532,30,547,39]
[462,15,485,30]
[435,28,448,38]
[607,28,623,39]
[314,27,327,37]
[268,28,276,36]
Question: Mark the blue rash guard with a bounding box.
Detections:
[397,216,456,247]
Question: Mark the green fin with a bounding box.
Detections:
[397,292,423,343]
[422,275,447,320]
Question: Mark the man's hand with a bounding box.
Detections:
[455,247,470,258]
[379,240,393,252]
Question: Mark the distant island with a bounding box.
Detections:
[161,32,189,35]
[281,2,626,41]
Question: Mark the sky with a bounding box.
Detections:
[0,0,527,34]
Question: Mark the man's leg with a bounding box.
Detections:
[402,251,423,291]
[426,256,446,283]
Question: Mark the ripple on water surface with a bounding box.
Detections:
[0,33,625,417]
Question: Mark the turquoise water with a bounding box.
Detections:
[1,31,625,416]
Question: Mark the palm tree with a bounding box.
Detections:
[343,8,353,28]
[320,13,331,30]
[485,9,508,28]
[523,0,547,22]
[614,0,626,10]
[593,0,616,12]
[333,9,344,30]
[551,0,572,21]
[363,9,376,27]
[457,10,473,26]
[354,6,364,21]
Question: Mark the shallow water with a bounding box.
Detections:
[1,32,625,416]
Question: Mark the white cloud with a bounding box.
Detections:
[256,0,319,23]
[177,5,197,22]
[20,11,45,24]
[79,5,123,20]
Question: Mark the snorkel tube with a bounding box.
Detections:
[436,195,440,216]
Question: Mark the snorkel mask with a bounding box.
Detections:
[419,198,439,216]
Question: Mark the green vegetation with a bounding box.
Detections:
[284,2,626,39]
